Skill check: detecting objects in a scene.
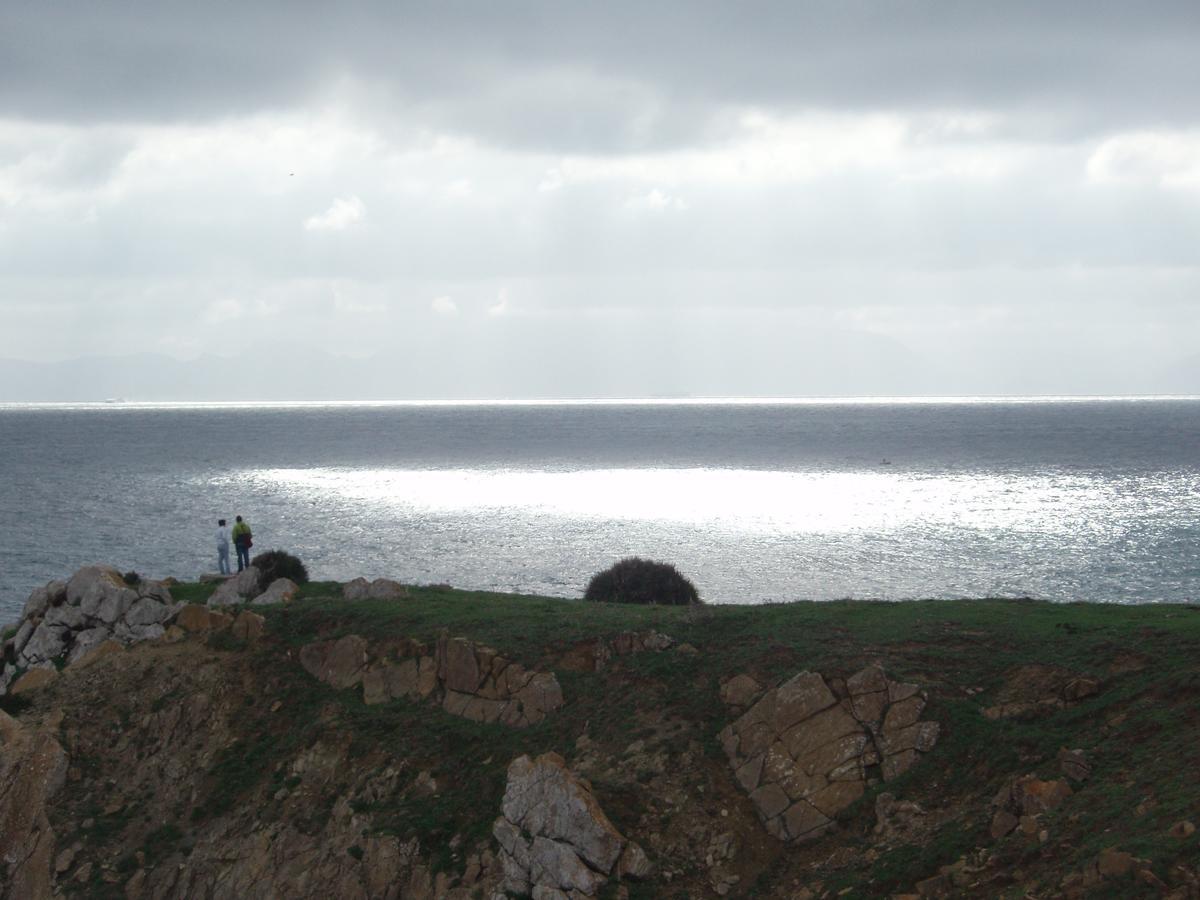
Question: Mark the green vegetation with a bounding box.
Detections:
[584,556,701,606]
[167,581,219,605]
[41,573,1200,898]
[253,584,1200,895]
[251,549,310,585]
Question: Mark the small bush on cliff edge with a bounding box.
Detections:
[583,557,701,606]
[251,550,309,585]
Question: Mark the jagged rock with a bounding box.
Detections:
[1058,747,1091,782]
[11,667,58,695]
[175,604,230,632]
[0,710,68,900]
[300,635,369,689]
[1011,777,1073,815]
[19,622,68,667]
[69,565,139,625]
[720,674,763,709]
[1097,847,1133,877]
[989,774,1073,844]
[512,672,565,726]
[135,579,173,602]
[66,626,113,664]
[344,577,408,602]
[1170,820,1196,839]
[231,610,266,643]
[72,639,124,670]
[1063,677,1100,701]
[616,842,653,880]
[208,567,262,606]
[873,792,929,845]
[253,577,299,606]
[43,603,86,630]
[21,580,65,620]
[559,631,679,672]
[124,596,176,627]
[990,809,1019,840]
[367,578,408,600]
[442,637,483,693]
[343,577,371,601]
[984,664,1104,719]
[11,618,35,656]
[719,666,939,842]
[355,636,563,727]
[494,753,645,897]
[116,622,166,643]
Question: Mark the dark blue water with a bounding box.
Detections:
[2,398,1198,617]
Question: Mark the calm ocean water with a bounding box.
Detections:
[2,398,1199,618]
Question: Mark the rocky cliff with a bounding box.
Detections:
[1,568,1198,899]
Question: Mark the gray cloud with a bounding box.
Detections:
[3,2,1198,148]
[1,1,1198,398]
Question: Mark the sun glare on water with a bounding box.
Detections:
[253,467,1122,538]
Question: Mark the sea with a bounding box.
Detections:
[2,397,1199,619]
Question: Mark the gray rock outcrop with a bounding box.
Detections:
[494,753,649,898]
[0,566,182,694]
[207,567,263,606]
[253,577,299,606]
[718,665,940,843]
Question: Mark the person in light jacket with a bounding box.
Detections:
[231,515,253,572]
[216,518,231,575]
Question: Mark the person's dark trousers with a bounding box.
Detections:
[237,544,250,571]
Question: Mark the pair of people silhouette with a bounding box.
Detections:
[215,515,253,574]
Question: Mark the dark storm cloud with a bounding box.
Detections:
[3,1,1198,148]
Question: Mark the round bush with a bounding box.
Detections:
[583,557,701,606]
[251,549,309,585]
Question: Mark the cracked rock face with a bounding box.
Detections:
[304,633,565,728]
[494,753,648,899]
[0,710,68,900]
[718,665,939,842]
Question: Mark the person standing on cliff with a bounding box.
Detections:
[216,518,231,575]
[231,515,253,572]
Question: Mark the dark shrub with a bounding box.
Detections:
[583,557,701,606]
[250,549,309,585]
[122,571,141,585]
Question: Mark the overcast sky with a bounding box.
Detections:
[2,1,1198,398]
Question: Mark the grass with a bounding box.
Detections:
[97,579,1200,896]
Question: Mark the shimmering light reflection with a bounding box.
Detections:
[254,467,1133,537]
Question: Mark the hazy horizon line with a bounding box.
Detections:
[3,393,1200,411]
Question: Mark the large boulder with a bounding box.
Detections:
[718,666,940,843]
[20,580,66,620]
[18,623,68,668]
[66,627,114,665]
[343,577,408,602]
[124,596,176,628]
[68,565,138,624]
[208,567,262,606]
[299,635,369,690]
[494,753,647,897]
[252,578,298,606]
[231,610,266,643]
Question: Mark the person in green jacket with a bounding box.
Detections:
[231,515,253,572]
